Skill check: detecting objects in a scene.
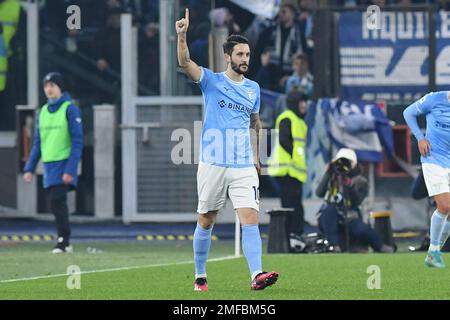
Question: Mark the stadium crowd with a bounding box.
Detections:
[2,0,449,122]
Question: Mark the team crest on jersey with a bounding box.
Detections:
[247,90,255,101]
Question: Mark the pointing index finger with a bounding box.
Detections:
[185,8,189,21]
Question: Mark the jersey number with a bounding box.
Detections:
[252,186,260,201]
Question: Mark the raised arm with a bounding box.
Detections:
[176,8,201,82]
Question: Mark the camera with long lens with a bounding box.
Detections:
[331,157,352,176]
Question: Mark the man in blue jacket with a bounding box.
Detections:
[23,72,84,253]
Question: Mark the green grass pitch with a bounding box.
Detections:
[0,241,449,300]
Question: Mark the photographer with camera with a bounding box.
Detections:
[315,148,394,253]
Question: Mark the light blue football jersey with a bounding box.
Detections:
[403,91,450,168]
[196,67,260,168]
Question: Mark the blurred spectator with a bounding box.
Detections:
[93,8,122,102]
[40,0,69,39]
[297,0,314,46]
[103,0,144,25]
[122,0,141,15]
[190,22,210,68]
[142,0,159,24]
[209,7,241,35]
[41,0,109,53]
[253,4,309,92]
[0,0,20,93]
[94,8,122,74]
[254,49,279,91]
[210,0,262,53]
[139,22,159,94]
[284,53,313,96]
[242,15,270,52]
[0,0,21,131]
[121,0,146,26]
[296,0,314,74]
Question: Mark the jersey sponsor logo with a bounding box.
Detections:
[217,99,253,115]
[434,120,450,129]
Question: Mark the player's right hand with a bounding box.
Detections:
[23,172,33,183]
[418,138,431,157]
[175,8,189,34]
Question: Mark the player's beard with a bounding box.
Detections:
[230,60,249,75]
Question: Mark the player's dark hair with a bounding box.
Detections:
[222,34,250,55]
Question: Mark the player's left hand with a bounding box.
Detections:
[62,173,73,185]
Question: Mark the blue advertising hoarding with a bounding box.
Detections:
[339,10,450,101]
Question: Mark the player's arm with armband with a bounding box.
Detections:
[176,8,201,82]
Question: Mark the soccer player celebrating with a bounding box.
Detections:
[404,91,450,268]
[176,8,279,291]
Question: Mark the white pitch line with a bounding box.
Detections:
[0,255,240,284]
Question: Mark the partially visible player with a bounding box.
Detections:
[176,8,278,291]
[403,91,450,268]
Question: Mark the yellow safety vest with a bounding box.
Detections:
[39,101,72,163]
[0,0,20,91]
[268,109,308,183]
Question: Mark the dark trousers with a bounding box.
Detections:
[277,176,305,235]
[46,185,71,241]
[318,204,383,252]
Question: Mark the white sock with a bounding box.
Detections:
[428,210,447,251]
[252,270,262,280]
[429,244,440,251]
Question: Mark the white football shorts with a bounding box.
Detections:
[196,161,259,214]
[422,163,450,196]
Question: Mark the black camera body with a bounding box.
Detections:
[331,157,352,176]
